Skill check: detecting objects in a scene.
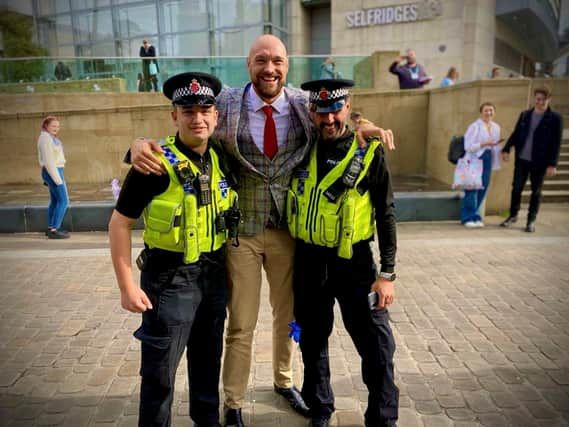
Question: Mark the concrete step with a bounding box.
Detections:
[0,191,464,232]
[522,190,569,203]
[549,169,569,178]
[526,180,569,191]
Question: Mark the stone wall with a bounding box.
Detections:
[351,87,429,177]
[331,0,496,83]
[1,78,567,214]
[0,78,127,94]
[1,102,172,185]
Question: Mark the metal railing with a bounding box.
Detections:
[0,55,371,92]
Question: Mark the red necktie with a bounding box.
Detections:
[262,105,278,160]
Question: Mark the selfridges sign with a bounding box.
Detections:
[346,0,443,28]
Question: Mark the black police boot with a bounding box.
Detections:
[310,417,330,427]
[365,419,398,427]
[500,216,517,228]
[223,406,244,427]
[525,220,536,233]
[274,384,310,417]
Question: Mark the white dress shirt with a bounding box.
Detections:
[464,118,502,170]
[246,85,290,153]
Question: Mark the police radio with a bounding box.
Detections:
[196,173,212,206]
[341,147,365,189]
[342,156,363,188]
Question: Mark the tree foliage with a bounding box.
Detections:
[0,10,49,81]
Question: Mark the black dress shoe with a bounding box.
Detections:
[224,407,244,427]
[500,216,517,228]
[47,229,70,239]
[525,221,536,233]
[310,417,330,427]
[273,384,310,417]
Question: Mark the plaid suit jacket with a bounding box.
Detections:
[214,84,314,236]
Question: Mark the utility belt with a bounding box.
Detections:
[136,246,226,272]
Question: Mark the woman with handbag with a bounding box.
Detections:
[37,116,70,239]
[139,39,159,92]
[459,102,502,227]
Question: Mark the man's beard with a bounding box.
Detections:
[253,76,283,100]
[319,122,350,141]
[320,121,340,139]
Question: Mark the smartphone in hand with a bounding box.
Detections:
[368,291,379,310]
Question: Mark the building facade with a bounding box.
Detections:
[0,0,567,82]
[291,0,568,82]
[6,0,288,57]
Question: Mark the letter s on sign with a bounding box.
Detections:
[346,12,354,28]
[408,4,418,21]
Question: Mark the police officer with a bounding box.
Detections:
[288,79,398,427]
[109,72,240,427]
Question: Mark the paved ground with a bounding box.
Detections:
[0,205,568,427]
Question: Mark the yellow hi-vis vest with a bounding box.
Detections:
[143,136,237,264]
[286,137,380,259]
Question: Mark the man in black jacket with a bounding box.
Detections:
[501,87,563,232]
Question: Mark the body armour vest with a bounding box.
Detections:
[287,137,380,259]
[143,136,238,264]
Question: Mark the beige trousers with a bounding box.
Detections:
[222,228,296,408]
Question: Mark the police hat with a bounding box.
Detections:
[300,78,355,113]
[163,72,222,106]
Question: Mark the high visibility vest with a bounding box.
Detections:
[287,136,380,259]
[143,136,237,263]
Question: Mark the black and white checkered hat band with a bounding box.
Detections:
[173,85,215,102]
[309,88,349,103]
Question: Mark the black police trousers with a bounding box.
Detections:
[293,241,399,427]
[134,249,227,427]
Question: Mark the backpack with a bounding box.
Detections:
[448,135,465,164]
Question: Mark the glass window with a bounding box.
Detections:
[75,9,114,44]
[37,14,74,47]
[211,0,264,28]
[70,0,111,10]
[94,42,117,56]
[118,39,145,58]
[38,0,71,16]
[160,0,209,33]
[213,26,262,56]
[270,0,286,28]
[52,45,76,56]
[117,4,159,39]
[162,32,210,56]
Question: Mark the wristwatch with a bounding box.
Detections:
[379,272,396,282]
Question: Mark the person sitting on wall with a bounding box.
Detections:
[440,67,459,87]
[54,62,72,81]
